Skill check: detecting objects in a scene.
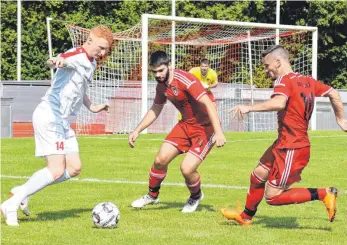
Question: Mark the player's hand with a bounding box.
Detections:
[90,104,110,113]
[47,57,67,68]
[128,131,139,148]
[229,105,251,120]
[337,119,347,132]
[213,132,226,147]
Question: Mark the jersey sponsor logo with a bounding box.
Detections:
[171,86,178,96]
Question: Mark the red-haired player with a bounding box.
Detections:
[1,25,113,226]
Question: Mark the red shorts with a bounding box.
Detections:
[165,122,215,160]
[259,144,310,189]
[207,91,216,102]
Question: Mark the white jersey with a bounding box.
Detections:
[41,47,97,119]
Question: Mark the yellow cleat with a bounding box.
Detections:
[220,208,252,226]
[322,187,338,222]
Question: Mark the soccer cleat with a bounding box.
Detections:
[131,194,159,208]
[220,208,252,226]
[181,192,204,213]
[10,187,30,216]
[322,187,338,222]
[1,200,19,226]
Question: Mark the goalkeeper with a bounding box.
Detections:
[189,58,218,110]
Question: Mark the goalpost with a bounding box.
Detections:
[48,14,318,135]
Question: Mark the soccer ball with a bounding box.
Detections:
[92,202,120,228]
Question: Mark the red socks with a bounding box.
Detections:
[241,172,266,220]
[148,167,167,198]
[186,176,202,199]
[266,188,327,205]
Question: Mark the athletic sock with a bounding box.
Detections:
[266,188,327,205]
[186,176,201,200]
[50,169,71,185]
[148,167,167,198]
[10,167,54,206]
[241,171,266,220]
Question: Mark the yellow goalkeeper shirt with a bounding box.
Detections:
[189,67,218,92]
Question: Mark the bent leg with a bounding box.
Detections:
[180,152,203,199]
[131,142,180,208]
[241,164,269,220]
[148,142,181,197]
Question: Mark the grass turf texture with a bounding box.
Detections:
[1,131,346,245]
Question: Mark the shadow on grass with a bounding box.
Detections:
[130,201,215,212]
[221,215,332,231]
[19,208,90,222]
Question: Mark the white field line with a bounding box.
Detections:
[0,175,248,189]
[80,134,347,142]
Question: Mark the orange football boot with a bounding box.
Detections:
[322,187,338,222]
[220,208,252,226]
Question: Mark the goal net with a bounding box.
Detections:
[51,15,317,135]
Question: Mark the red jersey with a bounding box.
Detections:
[271,72,332,149]
[154,69,210,125]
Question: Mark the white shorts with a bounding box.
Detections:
[33,104,79,157]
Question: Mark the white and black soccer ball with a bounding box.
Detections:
[92,202,120,228]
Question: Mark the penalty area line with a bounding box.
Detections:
[0,175,248,190]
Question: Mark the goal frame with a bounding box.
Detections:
[140,14,318,133]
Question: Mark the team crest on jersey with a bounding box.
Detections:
[171,87,178,96]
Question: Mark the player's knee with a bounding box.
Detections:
[265,194,279,205]
[264,186,282,205]
[154,155,170,168]
[180,165,194,177]
[250,171,266,187]
[69,166,82,177]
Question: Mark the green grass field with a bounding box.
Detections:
[1,131,346,245]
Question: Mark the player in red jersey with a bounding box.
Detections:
[129,51,226,213]
[221,45,347,225]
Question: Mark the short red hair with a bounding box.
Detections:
[90,25,113,47]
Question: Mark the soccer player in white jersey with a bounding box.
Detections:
[1,25,113,226]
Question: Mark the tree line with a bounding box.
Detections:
[1,1,346,88]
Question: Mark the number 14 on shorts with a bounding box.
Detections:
[56,141,64,151]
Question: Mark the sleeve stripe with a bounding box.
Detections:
[175,73,196,88]
[274,76,283,85]
[196,91,207,101]
[321,87,333,96]
[271,92,288,100]
[274,83,286,87]
[153,102,166,107]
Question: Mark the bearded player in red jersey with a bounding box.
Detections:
[128,51,226,213]
[221,45,347,225]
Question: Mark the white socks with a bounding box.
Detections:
[9,168,73,208]
[50,169,71,185]
[10,167,54,207]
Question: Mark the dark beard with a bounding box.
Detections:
[156,69,170,83]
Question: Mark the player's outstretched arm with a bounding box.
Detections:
[47,56,67,69]
[326,89,347,131]
[128,104,164,148]
[199,95,226,147]
[230,95,286,120]
[83,94,110,113]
